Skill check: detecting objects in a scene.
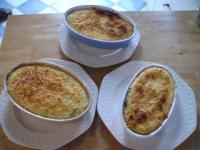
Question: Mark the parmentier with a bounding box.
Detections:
[124,67,175,135]
[7,64,89,119]
[67,8,133,41]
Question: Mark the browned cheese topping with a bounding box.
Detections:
[67,8,133,40]
[124,67,175,135]
[7,64,89,119]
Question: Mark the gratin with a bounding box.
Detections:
[67,7,133,41]
[7,64,89,120]
[124,67,175,135]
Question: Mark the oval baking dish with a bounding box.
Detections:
[3,62,92,122]
[122,65,177,137]
[64,5,137,49]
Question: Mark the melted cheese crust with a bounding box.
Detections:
[7,64,89,119]
[67,8,133,41]
[124,67,175,135]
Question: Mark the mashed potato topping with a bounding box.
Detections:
[7,64,89,119]
[124,67,175,135]
[67,8,133,41]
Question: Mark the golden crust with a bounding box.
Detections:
[124,67,175,135]
[7,64,89,119]
[67,8,133,41]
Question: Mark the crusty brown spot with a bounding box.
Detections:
[157,102,163,111]
[136,112,147,124]
[95,8,119,18]
[160,95,167,104]
[135,84,144,96]
[134,108,139,114]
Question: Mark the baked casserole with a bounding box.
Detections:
[7,63,90,120]
[67,7,133,41]
[123,67,175,135]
